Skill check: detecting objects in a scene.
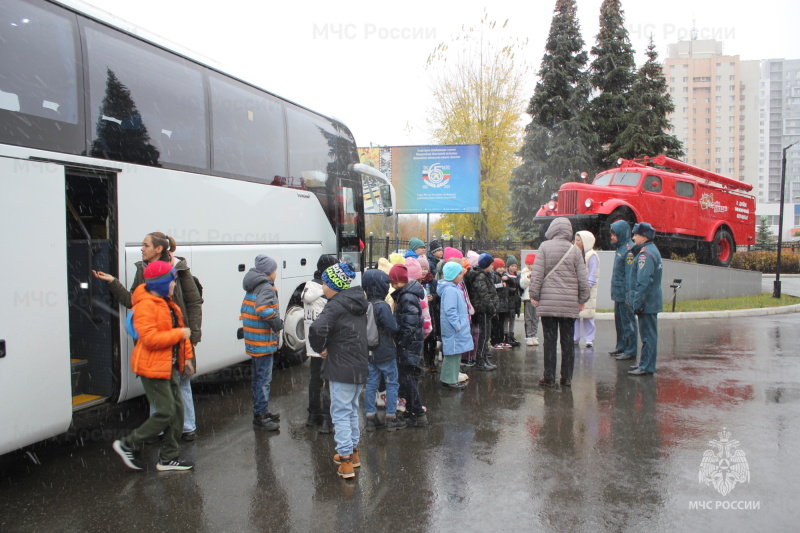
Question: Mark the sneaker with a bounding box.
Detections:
[385,416,407,431]
[458,372,469,383]
[376,391,386,408]
[526,338,534,346]
[112,440,144,471]
[334,449,360,468]
[365,416,384,432]
[585,342,593,348]
[181,431,196,442]
[531,337,539,346]
[264,411,280,422]
[464,360,476,367]
[156,457,194,471]
[492,344,505,350]
[253,414,280,431]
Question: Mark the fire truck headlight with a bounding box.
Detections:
[584,199,593,209]
[547,201,556,210]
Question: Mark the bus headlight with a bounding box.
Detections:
[547,201,556,210]
[584,199,593,209]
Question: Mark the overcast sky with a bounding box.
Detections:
[83,0,799,148]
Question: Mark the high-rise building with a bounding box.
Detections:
[664,39,760,192]
[760,58,800,203]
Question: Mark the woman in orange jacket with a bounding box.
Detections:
[112,261,195,472]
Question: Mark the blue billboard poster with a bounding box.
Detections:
[391,145,480,213]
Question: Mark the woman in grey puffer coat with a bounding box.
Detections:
[529,217,589,387]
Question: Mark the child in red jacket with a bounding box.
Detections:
[113,261,195,472]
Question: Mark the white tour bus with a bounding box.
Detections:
[0,0,393,456]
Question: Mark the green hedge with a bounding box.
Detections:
[731,250,800,273]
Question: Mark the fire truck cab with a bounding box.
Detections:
[532,155,755,267]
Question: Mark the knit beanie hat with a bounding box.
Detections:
[443,247,463,261]
[416,254,429,269]
[429,239,443,254]
[144,261,177,297]
[316,254,337,276]
[408,238,425,252]
[466,250,480,268]
[322,262,356,292]
[477,253,494,270]
[255,254,277,275]
[405,257,422,281]
[389,264,409,284]
[506,255,518,267]
[493,258,506,270]
[525,253,536,266]
[443,261,463,282]
[389,252,405,265]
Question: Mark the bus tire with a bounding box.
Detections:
[278,305,308,367]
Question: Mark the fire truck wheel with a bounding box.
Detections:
[709,228,735,268]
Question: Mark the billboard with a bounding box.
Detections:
[358,145,480,214]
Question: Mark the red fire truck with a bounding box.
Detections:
[532,155,755,267]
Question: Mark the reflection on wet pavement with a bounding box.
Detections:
[1,315,798,532]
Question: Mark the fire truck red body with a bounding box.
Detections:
[532,155,755,267]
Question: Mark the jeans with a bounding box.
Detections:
[329,381,363,457]
[364,359,399,415]
[308,356,331,418]
[473,313,491,364]
[541,316,575,381]
[148,372,195,432]
[128,370,183,460]
[251,354,274,415]
[398,363,423,415]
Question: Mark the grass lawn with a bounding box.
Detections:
[597,293,800,313]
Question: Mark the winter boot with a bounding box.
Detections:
[334,449,360,467]
[318,416,333,434]
[306,412,322,427]
[385,415,407,431]
[508,334,520,347]
[253,414,279,431]
[335,455,355,479]
[365,414,385,432]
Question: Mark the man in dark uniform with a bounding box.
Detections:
[608,220,638,361]
[627,222,662,376]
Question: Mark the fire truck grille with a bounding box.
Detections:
[559,191,578,214]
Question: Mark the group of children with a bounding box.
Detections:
[109,234,612,478]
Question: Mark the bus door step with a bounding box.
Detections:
[72,394,107,411]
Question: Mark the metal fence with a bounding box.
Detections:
[364,235,537,268]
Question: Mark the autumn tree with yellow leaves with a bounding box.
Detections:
[426,14,528,239]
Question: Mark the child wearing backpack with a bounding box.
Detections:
[362,269,406,432]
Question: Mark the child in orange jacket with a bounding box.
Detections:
[113,261,195,472]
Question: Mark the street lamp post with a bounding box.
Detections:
[773,139,800,298]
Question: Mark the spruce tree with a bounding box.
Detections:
[589,0,636,169]
[510,0,596,239]
[609,37,684,161]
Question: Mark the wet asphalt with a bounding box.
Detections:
[1,312,799,533]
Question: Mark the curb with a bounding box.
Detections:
[595,303,800,320]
